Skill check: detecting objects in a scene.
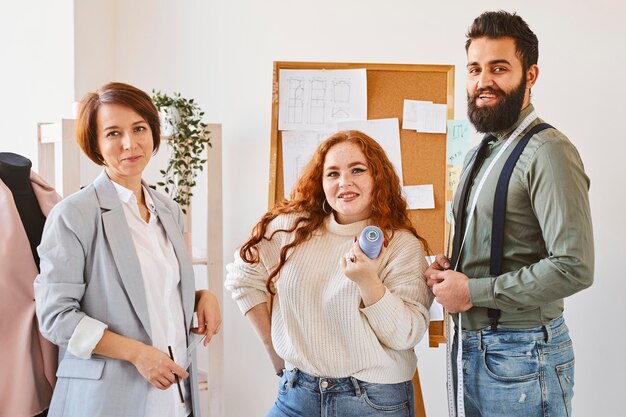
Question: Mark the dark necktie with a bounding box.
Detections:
[450,134,494,268]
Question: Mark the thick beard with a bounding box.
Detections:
[467,76,526,133]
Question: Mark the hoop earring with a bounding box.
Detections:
[322,199,332,214]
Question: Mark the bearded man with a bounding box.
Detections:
[426,11,594,417]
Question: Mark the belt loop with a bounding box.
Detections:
[487,308,500,332]
[350,377,362,396]
[543,324,552,343]
[287,368,298,388]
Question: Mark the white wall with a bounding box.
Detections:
[2,1,624,416]
[0,0,74,168]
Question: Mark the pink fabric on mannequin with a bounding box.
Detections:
[0,171,60,417]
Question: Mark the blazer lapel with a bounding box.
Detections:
[148,190,195,332]
[94,171,153,342]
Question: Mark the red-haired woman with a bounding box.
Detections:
[226,130,433,417]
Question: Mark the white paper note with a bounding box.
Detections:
[403,184,435,209]
[402,100,447,133]
[429,300,444,321]
[282,131,332,198]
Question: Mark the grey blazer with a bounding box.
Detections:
[35,171,200,417]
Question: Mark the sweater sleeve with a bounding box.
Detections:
[360,232,434,350]
[225,216,290,314]
[225,251,272,314]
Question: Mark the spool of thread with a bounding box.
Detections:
[359,226,383,259]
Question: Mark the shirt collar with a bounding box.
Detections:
[111,181,156,214]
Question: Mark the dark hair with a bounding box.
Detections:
[75,82,161,165]
[465,11,539,72]
[240,130,429,295]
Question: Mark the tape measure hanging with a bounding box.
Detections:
[446,111,539,417]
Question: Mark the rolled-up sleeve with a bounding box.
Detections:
[67,316,108,359]
[34,202,91,346]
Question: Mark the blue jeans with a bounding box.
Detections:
[452,315,575,417]
[266,368,415,417]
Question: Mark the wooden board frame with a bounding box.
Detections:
[268,61,452,347]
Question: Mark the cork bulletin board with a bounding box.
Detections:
[268,61,454,347]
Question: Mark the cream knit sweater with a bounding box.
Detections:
[225,213,433,383]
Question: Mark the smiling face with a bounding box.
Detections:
[322,141,374,224]
[466,36,538,132]
[96,103,153,189]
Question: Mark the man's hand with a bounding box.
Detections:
[425,254,451,289]
[431,270,473,313]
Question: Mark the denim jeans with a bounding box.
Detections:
[452,315,575,417]
[266,368,415,417]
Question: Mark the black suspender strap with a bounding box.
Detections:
[488,122,553,331]
[450,134,494,268]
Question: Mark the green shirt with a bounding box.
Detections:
[456,104,594,330]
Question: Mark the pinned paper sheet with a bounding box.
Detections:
[446,120,472,167]
[282,131,332,198]
[430,299,444,321]
[447,165,461,192]
[446,201,454,224]
[403,184,435,209]
[337,118,403,184]
[278,69,367,132]
[402,100,447,133]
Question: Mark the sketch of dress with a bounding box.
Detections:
[332,79,351,119]
[287,78,304,124]
[309,78,326,125]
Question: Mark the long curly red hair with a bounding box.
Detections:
[240,130,429,294]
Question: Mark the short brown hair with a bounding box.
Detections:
[75,82,161,165]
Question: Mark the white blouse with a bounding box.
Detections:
[67,182,190,417]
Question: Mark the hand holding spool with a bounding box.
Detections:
[343,226,386,300]
[359,226,383,259]
[346,226,383,263]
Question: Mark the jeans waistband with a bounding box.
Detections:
[284,368,372,395]
[461,315,567,344]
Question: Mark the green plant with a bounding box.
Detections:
[151,90,212,214]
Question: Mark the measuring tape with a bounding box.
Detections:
[445,112,538,417]
[446,311,471,417]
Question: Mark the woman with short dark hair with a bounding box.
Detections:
[35,82,221,417]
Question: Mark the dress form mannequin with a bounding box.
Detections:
[0,152,46,268]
